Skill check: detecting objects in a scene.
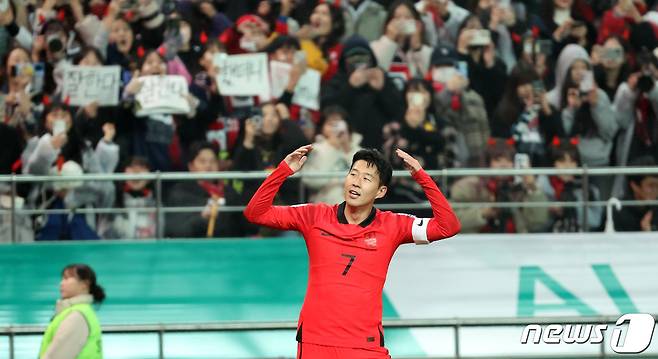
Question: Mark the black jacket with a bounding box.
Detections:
[321,35,404,149]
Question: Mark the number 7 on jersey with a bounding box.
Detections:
[341,254,356,276]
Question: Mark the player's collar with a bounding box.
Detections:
[337,202,376,227]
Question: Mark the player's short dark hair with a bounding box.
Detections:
[350,149,392,187]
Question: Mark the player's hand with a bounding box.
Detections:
[396,148,422,175]
[284,144,313,173]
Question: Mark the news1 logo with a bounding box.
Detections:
[521,313,656,354]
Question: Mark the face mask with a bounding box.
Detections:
[180,26,191,45]
[240,38,258,52]
[432,67,458,84]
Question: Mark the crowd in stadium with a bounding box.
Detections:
[0,0,657,241]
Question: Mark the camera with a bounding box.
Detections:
[47,34,64,54]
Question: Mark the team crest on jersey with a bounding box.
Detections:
[364,233,377,248]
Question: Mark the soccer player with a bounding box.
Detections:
[244,145,461,359]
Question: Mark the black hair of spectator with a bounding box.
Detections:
[265,35,301,54]
[187,141,218,165]
[319,105,352,134]
[549,140,581,165]
[74,47,106,65]
[138,50,167,72]
[494,62,540,128]
[486,138,516,165]
[0,47,31,88]
[350,149,393,187]
[62,264,106,304]
[125,156,151,171]
[404,78,435,110]
[627,156,658,186]
[628,21,658,55]
[457,14,483,39]
[313,3,345,56]
[382,0,425,47]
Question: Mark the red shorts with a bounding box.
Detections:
[296,342,391,359]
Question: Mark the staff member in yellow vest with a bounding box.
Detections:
[40,264,105,359]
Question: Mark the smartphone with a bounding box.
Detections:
[579,71,594,94]
[469,29,492,47]
[53,119,67,136]
[532,80,545,94]
[514,153,531,184]
[401,19,417,35]
[534,40,553,56]
[456,61,469,78]
[602,47,623,62]
[30,63,45,95]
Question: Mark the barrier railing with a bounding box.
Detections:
[2,166,658,242]
[1,315,655,359]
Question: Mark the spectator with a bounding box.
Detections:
[613,156,658,231]
[492,62,561,166]
[429,44,490,167]
[529,0,596,57]
[71,47,116,149]
[321,35,404,149]
[343,0,388,42]
[537,138,603,232]
[302,106,363,205]
[612,49,658,197]
[35,161,101,240]
[102,157,157,239]
[592,36,631,101]
[255,0,301,36]
[467,0,518,70]
[415,0,470,45]
[120,50,199,171]
[547,44,618,169]
[297,2,345,82]
[3,47,38,135]
[220,14,271,55]
[597,0,646,44]
[383,78,467,170]
[232,102,307,204]
[165,142,252,238]
[455,14,508,116]
[370,0,433,79]
[450,138,550,233]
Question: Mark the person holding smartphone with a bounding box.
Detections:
[370,0,433,78]
[592,36,630,101]
[321,35,404,149]
[232,102,307,207]
[455,15,508,117]
[493,63,562,166]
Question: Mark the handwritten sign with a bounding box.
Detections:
[268,61,320,110]
[135,75,190,117]
[215,53,270,97]
[62,66,121,106]
[292,69,320,110]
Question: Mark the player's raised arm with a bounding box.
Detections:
[396,149,461,243]
[243,145,314,231]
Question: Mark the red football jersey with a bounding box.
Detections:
[244,161,460,350]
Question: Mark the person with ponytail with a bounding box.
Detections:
[40,264,105,359]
